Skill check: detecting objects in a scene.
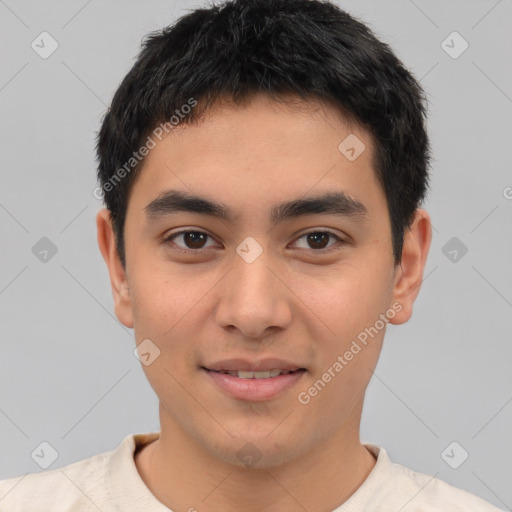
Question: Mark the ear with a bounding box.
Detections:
[96,208,134,328]
[388,208,432,325]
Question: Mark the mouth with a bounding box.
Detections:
[202,368,307,379]
[201,367,307,401]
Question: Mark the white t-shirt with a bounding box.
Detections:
[0,432,504,511]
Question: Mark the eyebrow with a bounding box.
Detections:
[144,189,369,224]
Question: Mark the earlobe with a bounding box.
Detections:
[388,209,432,326]
[96,208,134,329]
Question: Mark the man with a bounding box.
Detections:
[0,0,504,510]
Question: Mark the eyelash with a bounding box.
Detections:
[162,229,346,254]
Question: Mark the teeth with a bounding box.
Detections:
[242,370,268,379]
[219,369,292,379]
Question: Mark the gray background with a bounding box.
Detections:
[0,0,511,509]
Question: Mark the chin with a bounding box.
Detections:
[204,431,309,470]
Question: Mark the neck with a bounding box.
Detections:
[135,407,376,512]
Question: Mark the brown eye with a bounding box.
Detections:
[164,230,216,251]
[292,230,344,251]
[182,232,208,249]
[306,232,330,249]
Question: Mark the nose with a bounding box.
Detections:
[215,248,293,340]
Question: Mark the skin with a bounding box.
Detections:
[97,91,431,512]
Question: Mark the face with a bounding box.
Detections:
[97,92,430,469]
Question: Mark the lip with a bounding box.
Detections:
[202,367,307,401]
[202,358,306,372]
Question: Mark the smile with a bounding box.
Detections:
[202,367,307,401]
[209,369,299,379]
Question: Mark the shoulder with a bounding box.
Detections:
[374,446,505,512]
[0,445,113,512]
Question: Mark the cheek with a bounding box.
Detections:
[296,261,391,402]
[129,278,199,397]
[297,262,391,341]
[129,262,208,336]
[131,277,200,404]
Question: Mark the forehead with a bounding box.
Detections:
[126,92,387,227]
